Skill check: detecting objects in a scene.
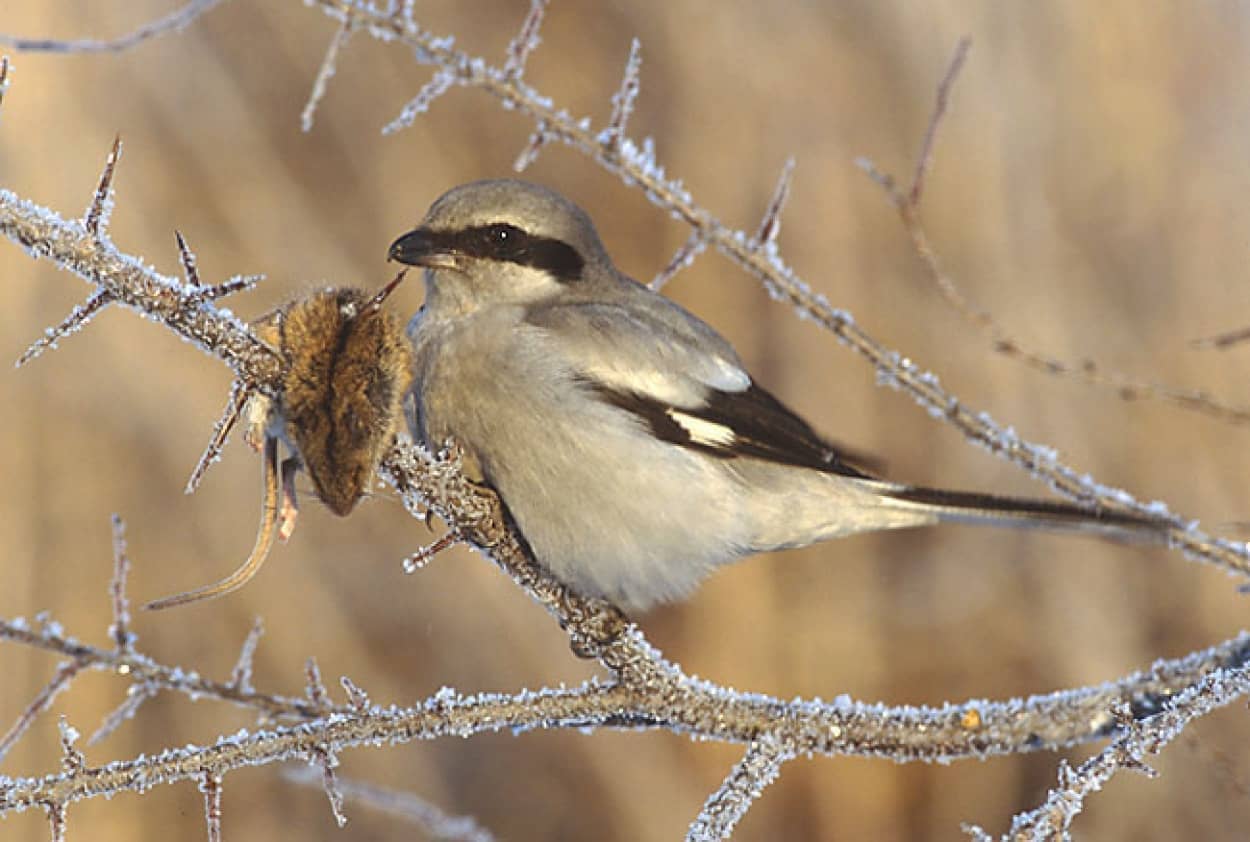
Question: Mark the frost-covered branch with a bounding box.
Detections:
[0,0,227,53]
[5,173,1249,818]
[973,661,1250,841]
[852,39,1250,429]
[686,736,792,842]
[306,0,1250,588]
[4,4,1249,837]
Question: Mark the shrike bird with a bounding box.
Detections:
[390,179,1158,612]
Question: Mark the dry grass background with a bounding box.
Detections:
[3,2,1250,839]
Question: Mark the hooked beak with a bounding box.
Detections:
[388,226,460,270]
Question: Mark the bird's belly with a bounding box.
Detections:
[415,351,751,611]
[492,421,752,612]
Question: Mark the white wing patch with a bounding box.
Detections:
[667,410,736,447]
[579,357,749,407]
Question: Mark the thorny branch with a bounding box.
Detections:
[303,0,1250,589]
[853,38,1250,428]
[5,179,1250,830]
[969,661,1250,841]
[2,1,1249,837]
[686,736,793,842]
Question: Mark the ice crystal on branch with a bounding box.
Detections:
[201,773,223,842]
[599,38,641,150]
[186,380,252,493]
[4,4,1250,838]
[383,69,456,135]
[687,737,792,841]
[0,661,81,765]
[502,0,547,83]
[229,618,264,693]
[649,230,706,291]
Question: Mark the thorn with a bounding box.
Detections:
[186,381,251,494]
[649,230,705,291]
[514,120,550,172]
[314,747,348,827]
[305,656,329,706]
[175,230,201,285]
[340,676,371,712]
[228,617,264,692]
[16,289,113,368]
[85,134,122,237]
[58,716,85,774]
[199,274,263,301]
[366,268,409,312]
[751,157,796,250]
[402,530,461,573]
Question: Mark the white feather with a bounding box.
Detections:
[667,410,735,446]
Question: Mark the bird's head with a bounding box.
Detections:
[389,179,610,312]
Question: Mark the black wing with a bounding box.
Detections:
[582,378,879,479]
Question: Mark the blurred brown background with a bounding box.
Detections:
[3,2,1250,839]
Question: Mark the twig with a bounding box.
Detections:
[0,0,228,54]
[201,773,223,842]
[600,38,641,149]
[502,0,548,83]
[5,11,1250,837]
[382,69,456,135]
[107,514,135,654]
[88,682,158,746]
[686,737,792,841]
[750,157,795,252]
[649,230,706,291]
[228,617,264,693]
[853,39,1250,428]
[302,14,356,132]
[0,661,81,766]
[47,801,66,842]
[284,766,497,841]
[186,380,252,493]
[909,37,970,206]
[988,662,1250,840]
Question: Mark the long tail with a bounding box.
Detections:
[144,435,282,611]
[865,480,1167,542]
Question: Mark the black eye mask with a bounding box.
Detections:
[392,223,585,283]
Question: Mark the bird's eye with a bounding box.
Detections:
[487,223,522,244]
